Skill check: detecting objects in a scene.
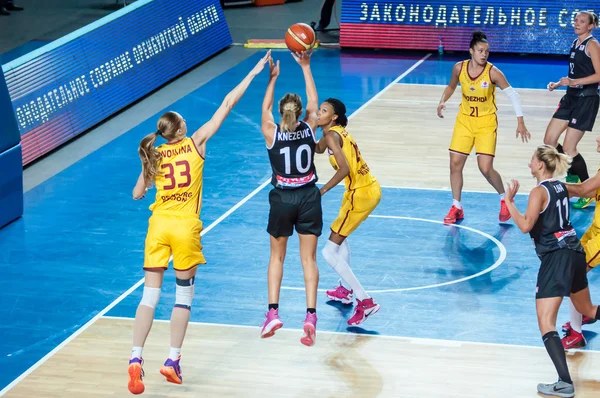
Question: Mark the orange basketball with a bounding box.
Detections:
[285,23,316,53]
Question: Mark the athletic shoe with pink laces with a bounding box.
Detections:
[260,308,283,339]
[348,298,380,326]
[300,312,317,346]
[326,282,354,304]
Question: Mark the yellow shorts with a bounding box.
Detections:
[144,212,206,271]
[449,113,498,156]
[581,227,600,268]
[331,182,382,237]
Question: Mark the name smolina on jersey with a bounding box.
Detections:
[529,179,583,259]
[568,36,599,97]
[150,137,204,216]
[267,121,318,189]
[458,60,497,117]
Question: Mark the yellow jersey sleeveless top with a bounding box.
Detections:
[459,60,496,117]
[328,125,377,191]
[149,137,204,217]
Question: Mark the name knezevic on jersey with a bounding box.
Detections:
[277,127,312,141]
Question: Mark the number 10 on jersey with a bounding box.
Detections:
[280,144,312,174]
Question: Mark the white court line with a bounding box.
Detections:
[281,216,507,293]
[0,53,433,396]
[381,98,557,109]
[101,315,600,354]
[396,82,557,92]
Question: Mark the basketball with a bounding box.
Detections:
[285,23,316,53]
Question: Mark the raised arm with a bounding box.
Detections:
[261,56,280,147]
[192,50,271,156]
[437,62,462,118]
[291,51,318,131]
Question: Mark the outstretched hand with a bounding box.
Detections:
[250,50,272,76]
[269,55,280,79]
[516,124,531,143]
[291,50,312,67]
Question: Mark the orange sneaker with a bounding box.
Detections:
[444,205,464,224]
[128,358,145,394]
[499,199,511,222]
[160,356,183,384]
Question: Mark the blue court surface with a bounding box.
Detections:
[1,49,599,392]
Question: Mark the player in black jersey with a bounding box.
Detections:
[258,51,321,347]
[545,11,600,210]
[505,144,600,397]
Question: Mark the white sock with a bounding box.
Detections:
[337,240,352,290]
[322,240,370,301]
[168,346,181,360]
[453,199,462,209]
[131,346,143,360]
[500,193,506,201]
[569,299,583,334]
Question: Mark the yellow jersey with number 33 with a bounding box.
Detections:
[328,125,377,191]
[459,60,497,118]
[149,137,204,217]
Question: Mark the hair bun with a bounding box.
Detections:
[472,31,487,41]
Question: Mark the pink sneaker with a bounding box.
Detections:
[348,298,380,326]
[260,308,283,339]
[326,283,354,304]
[300,312,317,346]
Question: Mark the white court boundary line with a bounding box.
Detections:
[316,181,530,196]
[281,216,507,293]
[102,315,600,354]
[382,98,558,109]
[0,52,433,397]
[396,82,557,92]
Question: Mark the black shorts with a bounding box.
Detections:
[536,249,588,299]
[267,184,323,238]
[552,94,599,132]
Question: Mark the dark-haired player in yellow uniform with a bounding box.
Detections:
[126,52,270,395]
[317,98,381,326]
[437,31,531,224]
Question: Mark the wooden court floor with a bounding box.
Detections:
[5,317,600,398]
[4,85,600,397]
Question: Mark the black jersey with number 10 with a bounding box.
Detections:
[267,121,318,190]
[529,179,583,258]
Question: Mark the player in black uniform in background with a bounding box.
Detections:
[546,11,600,209]
[505,145,600,397]
[259,51,322,347]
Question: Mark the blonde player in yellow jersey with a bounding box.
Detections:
[560,135,600,350]
[316,98,382,326]
[126,52,270,395]
[437,31,531,225]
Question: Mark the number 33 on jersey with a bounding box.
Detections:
[150,137,204,216]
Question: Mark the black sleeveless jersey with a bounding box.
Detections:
[567,36,599,97]
[529,179,583,258]
[267,120,318,190]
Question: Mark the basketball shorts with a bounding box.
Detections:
[536,249,588,299]
[267,184,323,238]
[331,182,382,237]
[581,226,600,268]
[553,94,599,132]
[449,113,498,156]
[144,212,206,272]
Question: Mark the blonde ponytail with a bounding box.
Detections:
[278,93,303,132]
[536,144,572,178]
[139,132,161,186]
